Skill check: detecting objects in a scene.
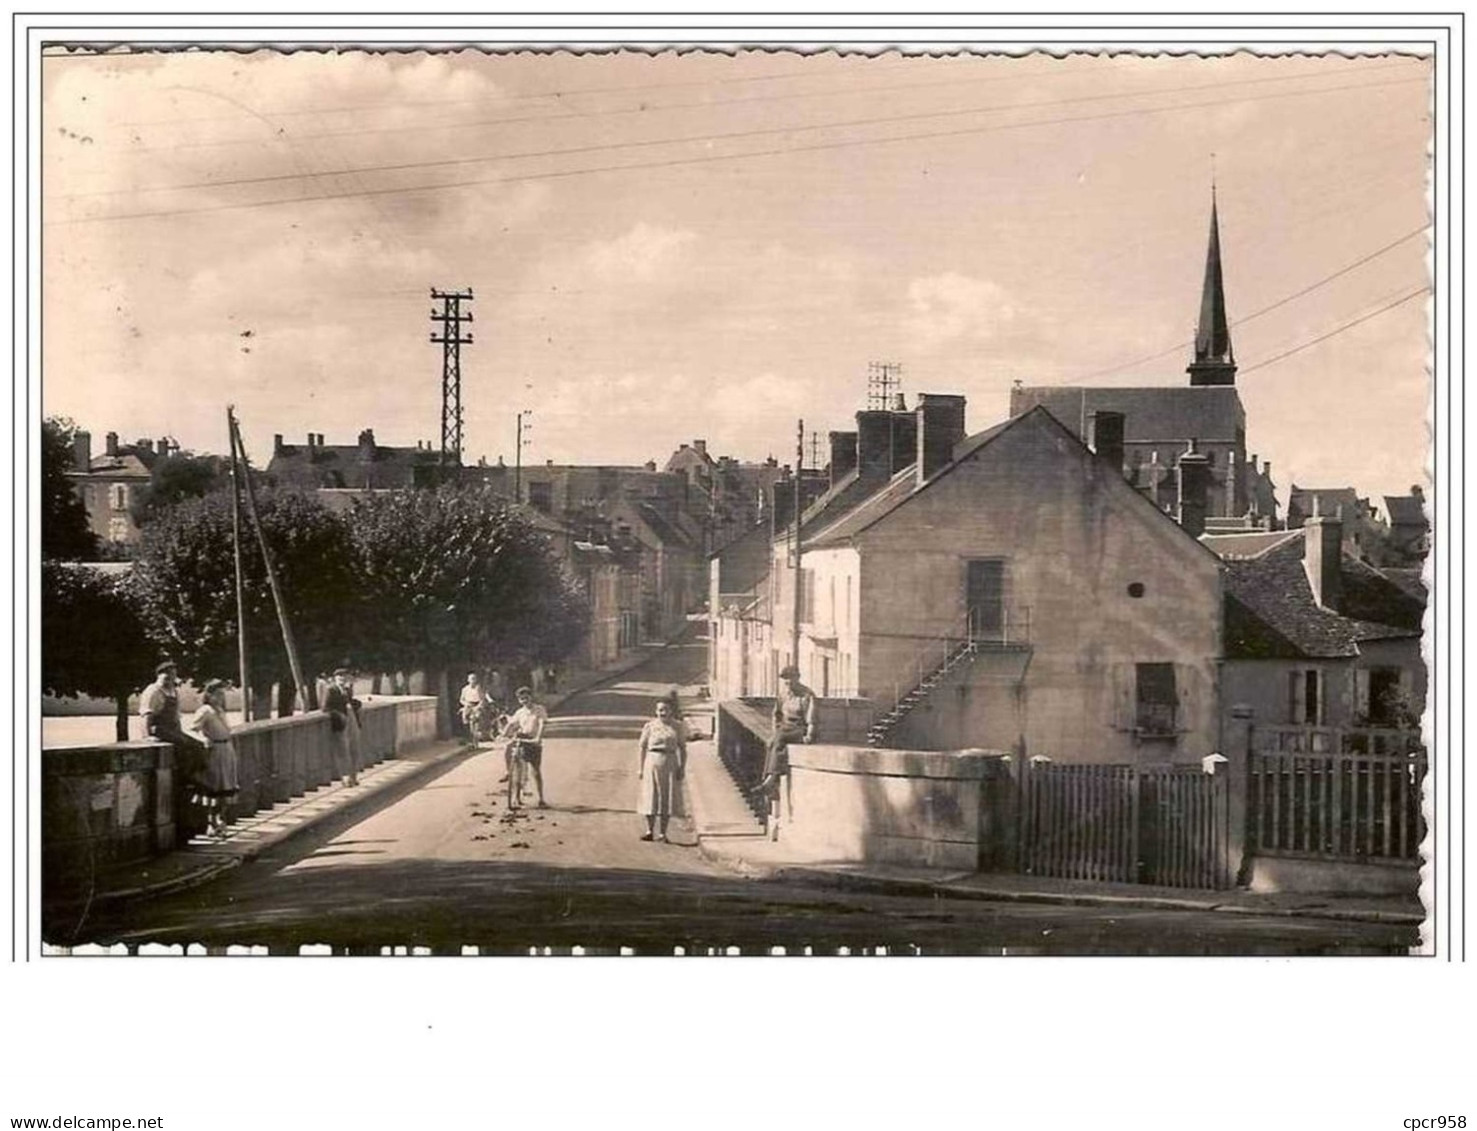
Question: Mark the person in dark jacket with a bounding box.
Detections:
[323,667,362,787]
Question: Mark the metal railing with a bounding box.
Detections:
[878,607,1032,735]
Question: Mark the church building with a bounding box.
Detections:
[1010,194,1279,530]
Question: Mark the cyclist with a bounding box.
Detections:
[459,671,489,748]
[499,685,548,808]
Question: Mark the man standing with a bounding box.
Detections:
[140,660,207,842]
[499,685,549,808]
[323,667,362,788]
[755,664,815,798]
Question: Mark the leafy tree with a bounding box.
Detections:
[130,451,230,529]
[41,417,97,561]
[347,485,589,732]
[41,562,156,740]
[129,487,361,715]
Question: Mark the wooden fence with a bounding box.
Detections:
[1018,760,1230,889]
[1248,747,1426,861]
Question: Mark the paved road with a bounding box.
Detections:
[68,634,1417,956]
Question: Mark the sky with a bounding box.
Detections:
[41,47,1431,503]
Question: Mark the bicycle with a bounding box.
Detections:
[460,699,490,747]
[505,736,535,809]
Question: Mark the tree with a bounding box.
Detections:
[41,417,97,561]
[41,562,156,740]
[347,485,589,733]
[129,487,361,715]
[130,451,230,529]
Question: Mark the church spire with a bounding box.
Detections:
[1187,187,1237,387]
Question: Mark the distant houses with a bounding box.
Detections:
[64,430,176,547]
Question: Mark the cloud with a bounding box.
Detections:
[904,272,1020,349]
[582,222,697,281]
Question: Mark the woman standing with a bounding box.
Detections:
[636,697,686,843]
[188,679,240,838]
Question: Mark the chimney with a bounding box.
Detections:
[693,439,707,456]
[72,430,91,471]
[105,431,119,457]
[855,411,893,480]
[644,460,656,471]
[358,428,376,458]
[1175,440,1211,538]
[273,433,284,455]
[893,392,907,412]
[1087,410,1125,476]
[915,393,967,484]
[317,433,326,447]
[829,430,858,487]
[158,436,171,458]
[1304,500,1343,610]
[306,432,316,449]
[138,439,154,455]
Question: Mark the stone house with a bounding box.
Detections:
[1208,518,1426,733]
[64,431,172,547]
[723,395,1226,764]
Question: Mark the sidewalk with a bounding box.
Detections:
[46,737,474,916]
[693,832,1424,926]
[46,641,678,914]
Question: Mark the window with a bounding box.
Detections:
[1357,666,1410,727]
[1288,668,1325,725]
[109,483,129,511]
[527,481,553,512]
[799,568,816,625]
[966,558,1006,641]
[107,516,130,543]
[1135,662,1178,736]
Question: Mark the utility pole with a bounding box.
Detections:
[514,408,532,503]
[791,418,804,668]
[227,406,251,721]
[229,411,309,715]
[430,287,474,469]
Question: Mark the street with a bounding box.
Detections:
[65,636,1416,956]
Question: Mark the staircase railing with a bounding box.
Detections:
[869,606,1031,746]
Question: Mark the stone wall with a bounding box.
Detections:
[43,696,440,896]
[779,743,1009,869]
[43,741,177,894]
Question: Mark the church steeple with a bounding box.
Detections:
[1187,188,1237,387]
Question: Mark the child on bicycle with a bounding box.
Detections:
[499,685,548,808]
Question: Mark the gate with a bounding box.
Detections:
[1018,760,1231,889]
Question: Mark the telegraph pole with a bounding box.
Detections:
[514,408,532,503]
[791,418,804,668]
[430,287,474,468]
[227,406,251,721]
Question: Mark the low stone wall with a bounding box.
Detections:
[43,696,440,893]
[781,744,1009,869]
[43,741,177,894]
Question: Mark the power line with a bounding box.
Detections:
[48,71,1427,226]
[106,55,1367,156]
[100,53,927,125]
[1066,225,1428,382]
[1238,285,1427,376]
[62,60,1423,200]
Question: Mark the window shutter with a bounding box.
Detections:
[1112,662,1131,730]
[1313,669,1326,725]
[1354,669,1371,723]
[1289,670,1306,724]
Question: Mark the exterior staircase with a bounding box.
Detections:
[865,639,979,746]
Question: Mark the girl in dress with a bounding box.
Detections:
[188,679,240,838]
[636,697,686,843]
